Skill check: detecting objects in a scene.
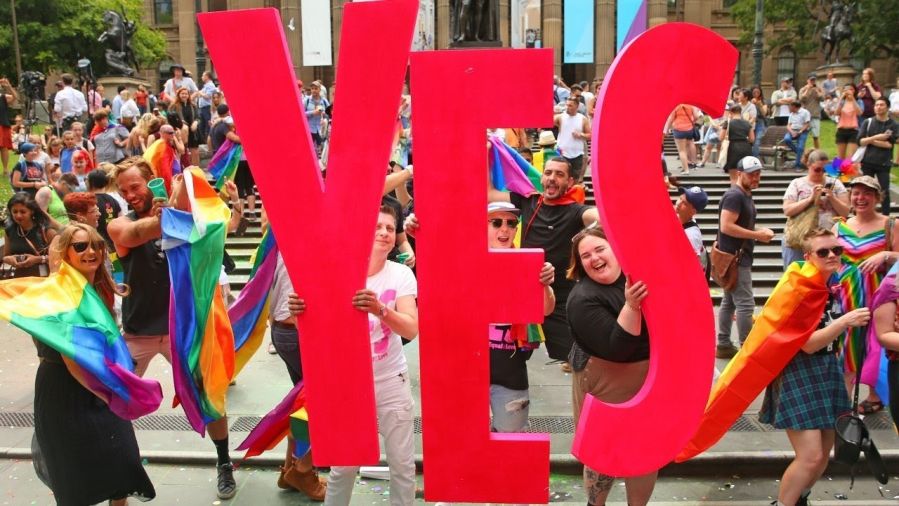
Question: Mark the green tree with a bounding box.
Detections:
[0,0,166,81]
[729,0,899,64]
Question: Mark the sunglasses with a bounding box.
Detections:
[813,246,844,258]
[71,241,104,253]
[489,218,519,229]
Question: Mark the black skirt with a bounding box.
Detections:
[723,140,753,172]
[33,354,155,506]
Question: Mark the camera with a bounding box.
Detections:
[19,71,47,101]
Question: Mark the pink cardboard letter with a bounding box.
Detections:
[198,2,418,465]
[573,23,737,476]
[410,49,552,503]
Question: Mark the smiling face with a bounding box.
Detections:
[850,185,879,215]
[116,167,153,215]
[372,211,397,256]
[578,234,621,285]
[178,88,190,102]
[541,160,573,201]
[65,229,103,278]
[804,234,842,277]
[77,205,101,228]
[487,211,519,249]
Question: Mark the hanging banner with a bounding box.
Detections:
[412,0,435,50]
[511,0,542,48]
[301,0,333,66]
[617,0,648,51]
[563,0,593,63]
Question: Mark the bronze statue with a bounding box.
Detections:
[451,0,498,43]
[821,0,855,64]
[98,10,138,76]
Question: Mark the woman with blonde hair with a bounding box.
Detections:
[127,113,155,156]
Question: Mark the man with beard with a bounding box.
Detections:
[489,157,599,371]
[107,157,238,500]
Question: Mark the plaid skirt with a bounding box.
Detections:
[759,351,852,430]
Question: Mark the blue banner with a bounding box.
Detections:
[563,0,594,64]
[617,0,648,51]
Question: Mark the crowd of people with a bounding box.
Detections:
[0,63,897,506]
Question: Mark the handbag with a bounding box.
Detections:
[709,241,742,292]
[783,201,819,249]
[717,119,731,166]
[850,118,872,163]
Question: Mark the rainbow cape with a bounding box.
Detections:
[162,169,235,435]
[144,139,183,194]
[0,262,162,420]
[236,381,307,460]
[230,229,278,377]
[207,139,243,190]
[676,261,829,462]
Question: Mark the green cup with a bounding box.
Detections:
[148,178,168,200]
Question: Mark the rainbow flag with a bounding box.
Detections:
[162,168,235,435]
[0,262,162,420]
[676,262,829,462]
[144,139,183,194]
[488,136,543,195]
[230,229,278,377]
[207,139,243,190]
[865,263,899,404]
[236,381,307,460]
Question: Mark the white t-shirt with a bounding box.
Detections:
[889,89,899,114]
[684,224,704,256]
[368,261,417,381]
[783,176,848,229]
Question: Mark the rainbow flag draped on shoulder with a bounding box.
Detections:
[0,262,162,420]
[207,139,243,190]
[162,169,234,435]
[144,139,183,194]
[488,136,543,196]
[230,229,278,377]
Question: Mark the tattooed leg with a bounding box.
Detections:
[584,466,615,506]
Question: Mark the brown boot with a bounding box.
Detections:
[277,454,296,489]
[282,466,327,501]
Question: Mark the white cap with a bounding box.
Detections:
[487,202,520,215]
[737,156,763,173]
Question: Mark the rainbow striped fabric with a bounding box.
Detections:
[207,139,243,190]
[236,380,307,460]
[488,136,543,195]
[0,262,162,420]
[162,168,235,434]
[230,229,278,377]
[143,139,182,194]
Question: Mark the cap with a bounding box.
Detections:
[18,142,36,154]
[677,186,709,212]
[808,73,817,80]
[737,156,763,173]
[487,202,520,215]
[847,175,882,193]
[537,130,557,146]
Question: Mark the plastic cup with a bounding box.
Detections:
[148,178,168,200]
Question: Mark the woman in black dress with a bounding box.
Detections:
[2,193,54,278]
[722,102,755,184]
[566,224,655,506]
[168,87,200,166]
[35,223,155,505]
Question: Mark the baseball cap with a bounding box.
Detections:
[847,175,881,192]
[737,156,763,173]
[487,202,520,215]
[677,186,709,212]
[18,142,36,154]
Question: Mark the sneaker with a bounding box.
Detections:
[715,344,738,359]
[267,342,277,355]
[217,462,237,499]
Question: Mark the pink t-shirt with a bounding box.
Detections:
[837,100,860,129]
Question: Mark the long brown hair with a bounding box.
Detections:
[566,222,607,281]
[52,223,128,313]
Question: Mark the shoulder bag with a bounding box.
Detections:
[717,119,731,166]
[850,118,872,163]
[783,193,819,249]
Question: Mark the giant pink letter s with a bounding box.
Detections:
[411,49,553,503]
[199,1,418,465]
[573,23,737,476]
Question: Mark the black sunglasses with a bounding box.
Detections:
[488,218,519,229]
[71,240,104,253]
[814,246,844,258]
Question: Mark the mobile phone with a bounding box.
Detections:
[825,181,834,189]
[16,255,26,262]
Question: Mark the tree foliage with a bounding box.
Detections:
[729,0,898,64]
[0,0,167,80]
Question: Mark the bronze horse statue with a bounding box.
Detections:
[98,10,138,76]
[821,1,854,64]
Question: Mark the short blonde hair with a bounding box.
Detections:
[801,228,836,253]
[112,156,154,182]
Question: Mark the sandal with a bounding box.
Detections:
[858,399,884,415]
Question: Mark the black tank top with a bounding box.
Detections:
[119,211,170,335]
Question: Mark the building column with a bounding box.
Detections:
[177,0,198,75]
[594,0,615,81]
[281,3,311,83]
[498,0,510,47]
[648,0,667,27]
[543,0,562,76]
[436,0,451,49]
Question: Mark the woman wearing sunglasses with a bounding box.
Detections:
[832,175,899,415]
[486,202,555,433]
[565,223,655,506]
[34,223,154,506]
[760,228,869,506]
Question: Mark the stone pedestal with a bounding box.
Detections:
[814,64,857,90]
[449,40,503,48]
[97,76,152,102]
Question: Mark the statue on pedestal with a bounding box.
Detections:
[821,0,855,64]
[451,0,499,44]
[98,10,138,77]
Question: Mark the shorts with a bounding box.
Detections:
[835,127,858,144]
[672,129,695,140]
[0,125,11,149]
[234,160,255,198]
[123,333,172,377]
[809,118,821,138]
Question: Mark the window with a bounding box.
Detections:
[154,0,173,25]
[723,0,739,8]
[776,47,795,82]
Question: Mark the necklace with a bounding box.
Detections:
[15,224,31,238]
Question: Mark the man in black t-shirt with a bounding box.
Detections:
[488,157,599,367]
[858,97,898,213]
[715,156,775,358]
[86,169,122,248]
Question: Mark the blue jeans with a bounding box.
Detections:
[783,130,808,164]
[782,243,804,270]
[752,122,766,157]
[489,384,530,432]
[198,105,211,144]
